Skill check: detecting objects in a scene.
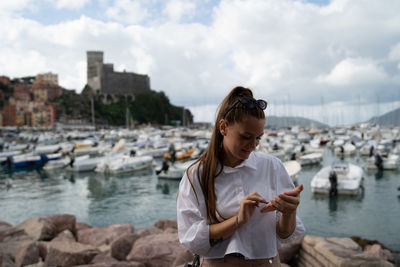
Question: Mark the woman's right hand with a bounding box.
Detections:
[237,192,267,226]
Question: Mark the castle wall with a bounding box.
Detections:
[87,51,150,97]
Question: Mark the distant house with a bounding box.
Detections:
[87,51,150,103]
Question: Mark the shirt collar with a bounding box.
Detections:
[221,152,258,174]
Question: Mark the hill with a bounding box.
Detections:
[265,115,328,128]
[54,89,193,127]
[367,107,400,126]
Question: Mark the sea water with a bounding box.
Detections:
[0,148,399,251]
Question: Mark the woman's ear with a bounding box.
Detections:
[219,119,227,136]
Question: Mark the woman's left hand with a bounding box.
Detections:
[261,184,303,214]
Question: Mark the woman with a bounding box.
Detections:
[177,86,305,266]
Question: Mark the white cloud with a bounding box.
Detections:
[315,58,388,86]
[0,0,32,12]
[55,0,91,10]
[106,0,149,24]
[163,0,196,22]
[1,0,400,125]
[388,42,400,61]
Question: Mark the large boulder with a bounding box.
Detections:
[154,219,177,231]
[46,214,77,237]
[15,217,55,241]
[0,252,15,267]
[110,233,140,261]
[76,222,92,232]
[78,224,134,247]
[44,241,99,266]
[278,236,303,263]
[298,235,395,267]
[0,228,33,264]
[14,240,40,267]
[363,244,394,262]
[0,221,13,242]
[126,232,189,267]
[135,227,162,238]
[52,229,76,243]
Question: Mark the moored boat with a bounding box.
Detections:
[311,161,364,196]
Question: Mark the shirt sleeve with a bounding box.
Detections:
[275,160,306,245]
[177,166,211,255]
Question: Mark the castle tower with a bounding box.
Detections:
[87,51,103,93]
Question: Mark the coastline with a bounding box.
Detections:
[0,214,398,267]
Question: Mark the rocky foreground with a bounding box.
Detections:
[0,214,397,267]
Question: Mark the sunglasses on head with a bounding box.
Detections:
[222,97,267,118]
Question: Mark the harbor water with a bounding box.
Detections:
[0,148,399,252]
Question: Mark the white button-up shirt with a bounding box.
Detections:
[177,152,305,259]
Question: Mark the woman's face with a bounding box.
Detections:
[220,115,265,167]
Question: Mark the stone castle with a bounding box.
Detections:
[87,51,150,102]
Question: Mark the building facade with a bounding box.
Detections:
[86,51,150,102]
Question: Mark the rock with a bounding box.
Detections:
[46,214,77,237]
[15,240,40,267]
[172,249,195,267]
[278,236,303,263]
[37,241,48,261]
[110,233,140,261]
[135,226,162,238]
[0,228,33,264]
[299,235,395,267]
[326,237,361,251]
[164,228,178,234]
[76,222,92,232]
[78,224,134,247]
[24,259,44,267]
[73,261,145,267]
[127,232,189,267]
[15,217,55,241]
[52,229,76,243]
[363,244,394,262]
[90,254,119,264]
[0,252,15,267]
[154,219,177,231]
[44,241,99,266]
[0,221,13,242]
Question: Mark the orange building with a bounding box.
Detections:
[0,76,10,86]
[3,104,16,126]
[14,83,31,101]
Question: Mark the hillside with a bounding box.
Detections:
[54,89,193,127]
[265,115,328,128]
[367,107,400,126]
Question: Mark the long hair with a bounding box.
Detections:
[186,86,265,223]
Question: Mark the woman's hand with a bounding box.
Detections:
[261,184,303,214]
[237,192,267,226]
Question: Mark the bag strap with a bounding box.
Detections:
[192,254,200,267]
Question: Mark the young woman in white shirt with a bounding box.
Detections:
[177,86,305,266]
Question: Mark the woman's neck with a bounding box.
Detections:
[222,148,243,168]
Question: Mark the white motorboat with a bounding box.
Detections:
[334,143,356,156]
[364,154,400,170]
[66,155,106,172]
[283,160,301,183]
[44,155,89,171]
[311,161,364,196]
[297,152,323,166]
[95,155,153,174]
[157,160,196,180]
[33,144,62,155]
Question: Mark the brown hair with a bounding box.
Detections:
[186,86,266,223]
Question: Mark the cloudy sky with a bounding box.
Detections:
[1,0,400,125]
